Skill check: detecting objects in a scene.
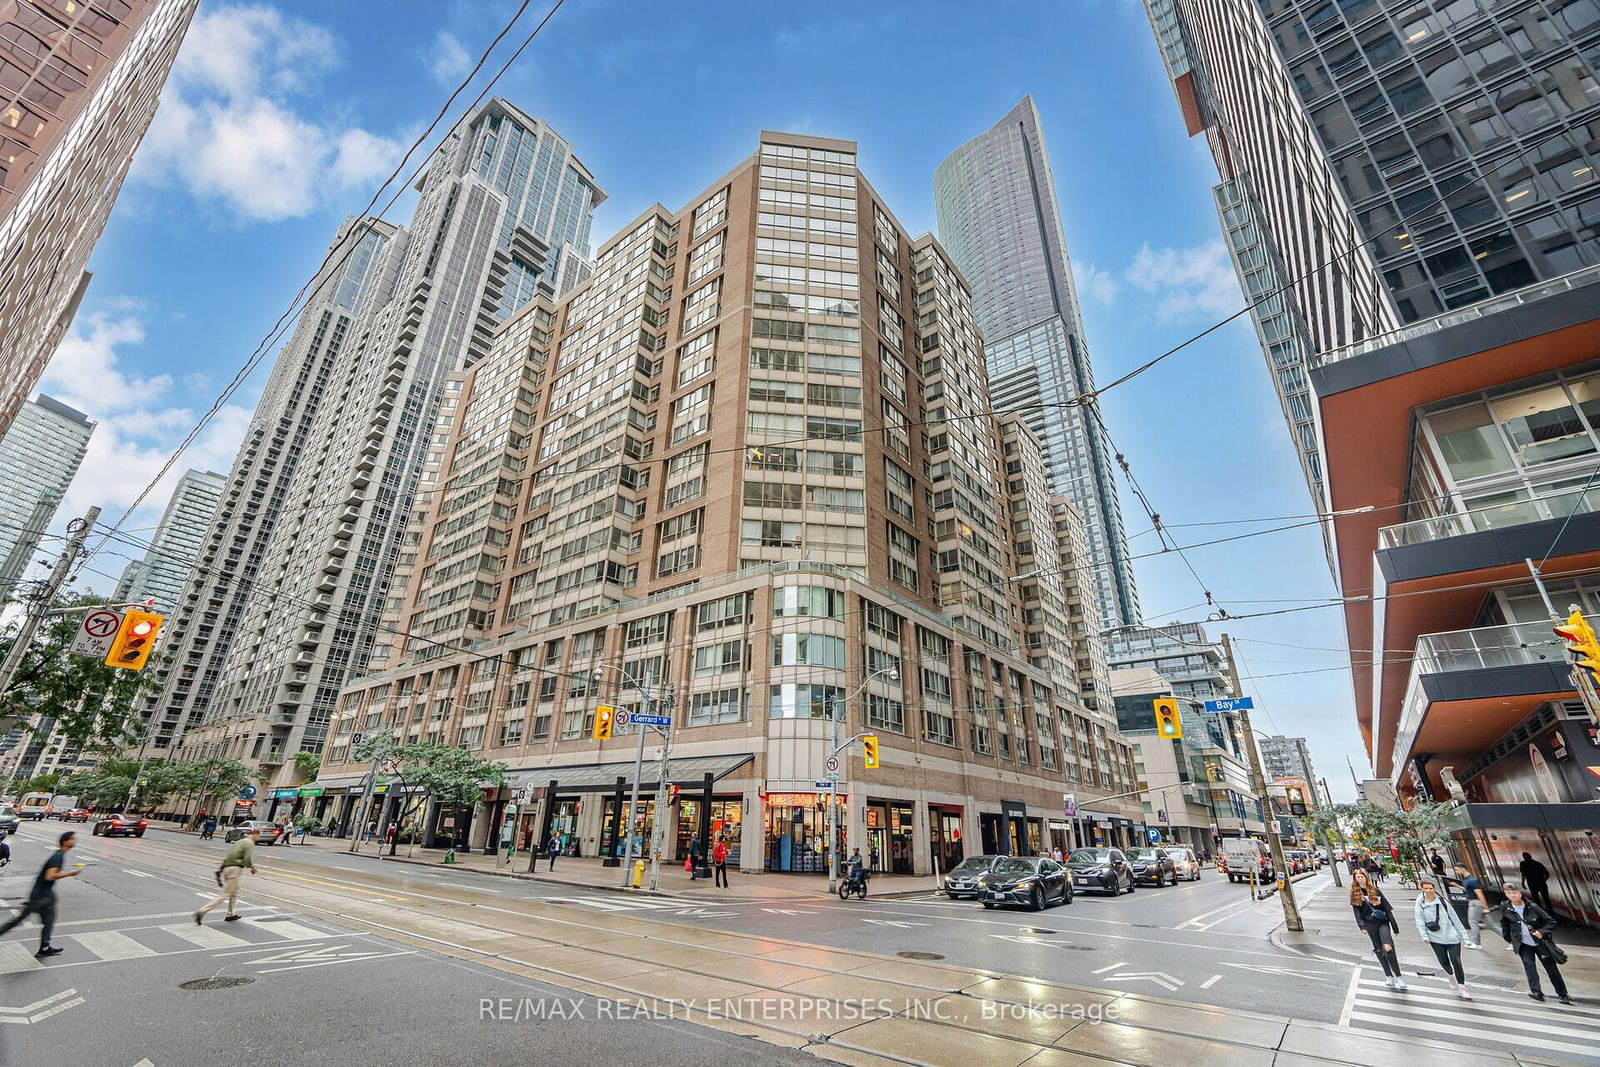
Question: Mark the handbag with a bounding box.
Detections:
[1536,937,1568,965]
[1425,902,1441,933]
[1367,907,1389,925]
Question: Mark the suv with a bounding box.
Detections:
[0,805,18,835]
[1130,847,1178,886]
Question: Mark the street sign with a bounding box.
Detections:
[1157,807,1169,824]
[824,755,840,775]
[611,708,631,729]
[69,608,122,658]
[298,786,323,798]
[351,731,364,746]
[814,781,835,790]
[239,784,257,800]
[1204,697,1254,712]
[1147,826,1162,843]
[632,713,672,727]
[1063,793,1077,818]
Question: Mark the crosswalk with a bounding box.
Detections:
[1348,972,1600,1064]
[0,914,340,973]
[544,894,729,913]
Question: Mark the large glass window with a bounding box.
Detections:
[771,633,846,668]
[1489,385,1595,467]
[772,585,845,619]
[1430,402,1515,480]
[768,683,845,719]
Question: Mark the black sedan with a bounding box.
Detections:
[92,813,148,837]
[942,855,1001,899]
[1130,847,1178,887]
[1067,847,1135,895]
[980,856,1073,911]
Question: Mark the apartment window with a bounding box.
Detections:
[656,545,698,577]
[917,627,949,659]
[863,601,901,640]
[692,187,728,239]
[687,231,724,283]
[689,687,746,725]
[771,633,846,668]
[743,481,803,508]
[741,519,801,547]
[693,639,746,677]
[658,509,702,542]
[772,585,844,618]
[625,613,669,648]
[498,718,524,746]
[768,682,845,719]
[676,329,717,387]
[864,645,900,678]
[695,592,749,631]
[747,445,801,472]
[923,706,955,746]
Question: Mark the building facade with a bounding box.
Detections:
[1260,733,1319,787]
[1106,620,1231,703]
[163,100,601,781]
[113,469,225,613]
[1144,0,1600,508]
[0,0,200,437]
[0,394,93,592]
[933,96,1140,630]
[313,131,1145,874]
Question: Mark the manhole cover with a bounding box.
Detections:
[1018,928,1055,935]
[897,951,945,961]
[179,977,255,991]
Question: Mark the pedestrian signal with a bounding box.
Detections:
[593,704,615,741]
[862,735,879,769]
[104,609,164,670]
[1153,697,1183,739]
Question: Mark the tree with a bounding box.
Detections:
[1315,799,1457,881]
[352,736,506,855]
[290,750,320,784]
[0,593,166,762]
[16,773,61,796]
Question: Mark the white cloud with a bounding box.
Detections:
[1123,241,1244,324]
[41,313,253,560]
[427,31,472,85]
[1074,261,1120,306]
[132,4,403,222]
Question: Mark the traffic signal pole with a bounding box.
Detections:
[1221,633,1303,932]
[0,508,98,801]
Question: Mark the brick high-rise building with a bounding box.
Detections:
[0,0,200,436]
[314,131,1144,873]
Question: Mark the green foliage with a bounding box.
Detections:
[290,750,321,783]
[0,594,165,755]
[1311,799,1456,871]
[16,773,61,796]
[59,756,262,812]
[351,736,506,850]
[292,814,323,834]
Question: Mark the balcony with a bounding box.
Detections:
[1389,618,1581,794]
[1379,485,1600,549]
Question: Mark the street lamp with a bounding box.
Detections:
[826,664,898,895]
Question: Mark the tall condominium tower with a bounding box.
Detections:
[113,468,225,613]
[310,131,1145,869]
[166,100,601,776]
[0,394,93,591]
[1140,0,1600,504]
[1259,734,1318,788]
[0,0,200,437]
[934,96,1140,630]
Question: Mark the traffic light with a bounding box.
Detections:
[592,704,615,741]
[1553,608,1600,682]
[1153,697,1183,739]
[104,609,164,670]
[862,734,880,769]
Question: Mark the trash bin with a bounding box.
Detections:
[631,859,645,888]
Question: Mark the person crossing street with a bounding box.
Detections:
[1351,867,1406,989]
[0,831,80,957]
[196,827,259,924]
[1500,881,1572,1004]
[1415,877,1472,1000]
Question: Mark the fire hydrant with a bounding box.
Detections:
[631,859,645,888]
[444,847,456,865]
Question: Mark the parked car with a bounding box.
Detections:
[942,855,1001,899]
[979,855,1073,911]
[1129,847,1178,887]
[59,809,93,823]
[0,805,19,835]
[1166,845,1203,881]
[92,813,148,837]
[1067,847,1134,895]
[225,819,285,844]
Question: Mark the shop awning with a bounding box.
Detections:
[311,774,370,791]
[508,753,755,794]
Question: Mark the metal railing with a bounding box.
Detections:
[1379,484,1600,549]
[1315,264,1600,368]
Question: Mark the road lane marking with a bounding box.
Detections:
[1092,961,1126,974]
[161,923,251,949]
[1200,975,1222,990]
[0,942,40,974]
[122,869,153,878]
[1338,966,1361,1027]
[242,918,324,941]
[72,931,156,961]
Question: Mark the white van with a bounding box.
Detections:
[1222,838,1275,883]
[17,793,50,821]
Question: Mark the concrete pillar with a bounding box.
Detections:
[738,788,761,873]
[912,789,932,876]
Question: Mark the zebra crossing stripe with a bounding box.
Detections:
[1352,982,1600,1061]
[72,931,155,961]
[1348,1010,1598,1061]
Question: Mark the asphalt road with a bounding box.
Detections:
[0,824,827,1067]
[32,824,1351,1022]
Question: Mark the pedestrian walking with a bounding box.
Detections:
[1429,850,1446,879]
[1500,882,1572,1004]
[1350,867,1406,989]
[196,827,258,924]
[202,815,218,840]
[712,836,729,889]
[545,833,560,871]
[1415,877,1472,1000]
[0,831,81,957]
[688,834,703,881]
[1518,852,1554,913]
[0,829,10,870]
[1453,861,1488,948]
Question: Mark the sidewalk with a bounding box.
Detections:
[158,823,940,901]
[1275,873,1600,990]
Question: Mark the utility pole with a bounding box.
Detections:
[0,508,98,801]
[645,686,676,890]
[1221,633,1303,932]
[1320,775,1343,888]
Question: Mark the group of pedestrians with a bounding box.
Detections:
[1351,857,1575,1005]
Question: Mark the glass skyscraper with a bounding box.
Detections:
[0,394,94,592]
[114,469,226,614]
[934,96,1141,630]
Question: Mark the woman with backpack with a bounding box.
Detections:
[1351,867,1406,989]
[1414,877,1472,999]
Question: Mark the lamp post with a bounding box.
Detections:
[827,664,898,895]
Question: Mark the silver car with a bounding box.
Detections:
[942,855,1001,899]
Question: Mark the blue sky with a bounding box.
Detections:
[43,0,1372,796]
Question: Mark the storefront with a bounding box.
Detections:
[764,792,844,873]
[676,797,742,864]
[599,797,657,859]
[546,798,582,855]
[863,800,914,873]
[1048,819,1073,855]
[981,801,1033,856]
[929,804,964,871]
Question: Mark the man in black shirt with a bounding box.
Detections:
[0,831,80,956]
